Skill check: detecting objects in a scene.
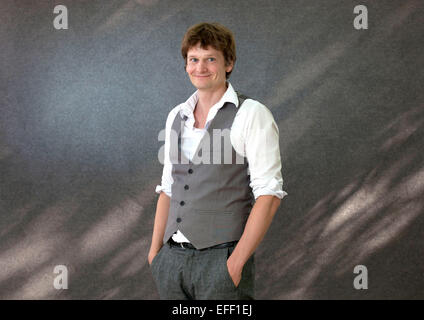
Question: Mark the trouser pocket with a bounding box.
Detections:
[223,246,238,289]
[224,245,255,299]
[150,245,166,278]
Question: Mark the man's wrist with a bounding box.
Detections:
[149,242,163,255]
[228,247,248,271]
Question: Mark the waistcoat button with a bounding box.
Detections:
[188,169,193,174]
[184,185,189,190]
[180,201,185,206]
[176,217,182,223]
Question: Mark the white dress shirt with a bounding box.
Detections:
[156,82,288,242]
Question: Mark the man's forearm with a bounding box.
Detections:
[149,192,170,254]
[229,195,281,271]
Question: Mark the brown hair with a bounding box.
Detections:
[181,22,236,79]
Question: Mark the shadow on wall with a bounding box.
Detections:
[259,104,424,299]
[0,0,177,300]
[0,148,161,299]
[0,0,423,299]
[257,0,424,299]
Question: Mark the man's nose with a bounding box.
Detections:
[197,60,208,72]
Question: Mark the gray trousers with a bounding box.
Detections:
[150,242,255,300]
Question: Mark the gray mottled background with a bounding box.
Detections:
[1,0,423,299]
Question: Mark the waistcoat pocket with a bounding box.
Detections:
[197,210,233,215]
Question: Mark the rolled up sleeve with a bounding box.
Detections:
[155,107,179,198]
[243,102,288,200]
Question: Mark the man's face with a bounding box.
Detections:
[186,43,233,92]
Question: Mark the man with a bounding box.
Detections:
[148,22,287,300]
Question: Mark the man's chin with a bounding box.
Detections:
[191,82,212,90]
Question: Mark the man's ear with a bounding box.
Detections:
[226,61,234,73]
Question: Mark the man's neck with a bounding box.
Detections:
[195,82,228,115]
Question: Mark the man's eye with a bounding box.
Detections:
[189,58,198,62]
[208,58,215,62]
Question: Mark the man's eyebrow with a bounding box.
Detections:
[187,54,217,58]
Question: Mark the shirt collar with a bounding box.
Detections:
[179,82,239,119]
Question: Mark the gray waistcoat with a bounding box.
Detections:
[163,93,255,249]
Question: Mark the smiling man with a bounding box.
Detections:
[148,22,287,300]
